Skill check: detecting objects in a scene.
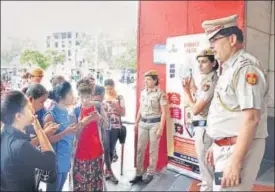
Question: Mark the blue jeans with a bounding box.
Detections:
[103,129,120,170]
[46,172,68,192]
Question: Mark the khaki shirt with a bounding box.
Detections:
[207,49,269,139]
[139,87,167,118]
[193,71,218,121]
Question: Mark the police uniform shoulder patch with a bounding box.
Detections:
[246,73,258,85]
[203,83,210,91]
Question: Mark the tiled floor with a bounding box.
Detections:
[40,152,274,192]
[133,166,275,192]
[256,159,275,186]
[188,180,275,192]
[256,166,275,186]
[40,129,274,192]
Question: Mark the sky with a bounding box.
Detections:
[1,1,138,49]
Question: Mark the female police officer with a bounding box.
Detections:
[130,70,168,184]
[182,48,219,191]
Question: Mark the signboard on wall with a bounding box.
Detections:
[153,44,166,64]
[166,33,210,180]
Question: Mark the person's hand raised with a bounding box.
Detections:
[81,114,94,125]
[65,123,79,134]
[182,77,191,92]
[43,121,60,136]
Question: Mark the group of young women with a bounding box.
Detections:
[1,72,125,192]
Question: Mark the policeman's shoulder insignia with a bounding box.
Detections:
[239,55,252,65]
[246,72,258,85]
[202,83,210,91]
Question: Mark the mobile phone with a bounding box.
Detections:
[75,122,83,128]
[214,172,241,185]
[214,172,223,185]
[91,111,98,115]
[189,68,192,78]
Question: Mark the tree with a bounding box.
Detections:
[20,49,51,70]
[80,32,114,69]
[45,49,66,72]
[114,39,137,70]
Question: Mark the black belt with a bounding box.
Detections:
[141,117,161,123]
[192,120,207,127]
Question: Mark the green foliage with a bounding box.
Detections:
[115,40,137,70]
[45,49,66,65]
[82,34,113,67]
[20,49,51,70]
[20,49,66,70]
[1,37,38,64]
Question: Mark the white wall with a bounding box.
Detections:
[245,1,274,117]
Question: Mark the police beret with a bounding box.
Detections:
[144,70,158,77]
[196,48,214,59]
[202,14,238,40]
[30,67,44,77]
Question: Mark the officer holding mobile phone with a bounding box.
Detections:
[182,48,219,191]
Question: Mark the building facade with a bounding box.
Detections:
[46,31,87,68]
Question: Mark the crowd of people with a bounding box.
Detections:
[1,67,126,191]
[1,14,270,192]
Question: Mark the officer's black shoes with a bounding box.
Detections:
[143,174,154,184]
[129,176,143,184]
[129,174,154,184]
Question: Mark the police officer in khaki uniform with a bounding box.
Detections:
[182,48,219,191]
[130,70,168,184]
[201,15,269,191]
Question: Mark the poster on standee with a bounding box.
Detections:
[166,33,210,180]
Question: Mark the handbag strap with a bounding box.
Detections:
[117,95,123,127]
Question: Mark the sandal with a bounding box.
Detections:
[110,174,119,185]
[104,169,111,180]
[105,170,119,184]
[112,153,118,163]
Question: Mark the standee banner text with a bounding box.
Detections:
[166,33,210,180]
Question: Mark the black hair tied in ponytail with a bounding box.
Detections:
[48,90,56,101]
[48,81,72,103]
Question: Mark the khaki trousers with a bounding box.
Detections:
[136,121,160,176]
[194,127,214,191]
[213,138,265,191]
